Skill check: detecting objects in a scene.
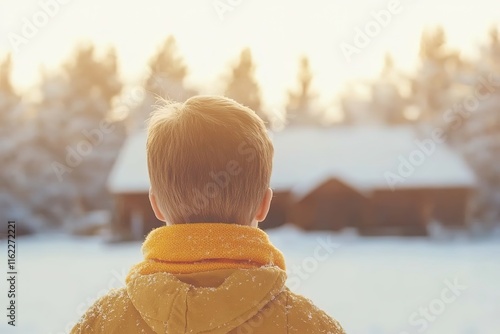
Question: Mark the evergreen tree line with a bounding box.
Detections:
[357,26,500,226]
[0,27,499,231]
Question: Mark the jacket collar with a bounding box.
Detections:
[127,223,286,282]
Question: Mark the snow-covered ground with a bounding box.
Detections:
[1,225,499,334]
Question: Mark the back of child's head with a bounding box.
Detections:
[147,95,273,225]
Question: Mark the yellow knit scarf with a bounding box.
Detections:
[127,223,286,283]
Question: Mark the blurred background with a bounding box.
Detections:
[0,0,499,333]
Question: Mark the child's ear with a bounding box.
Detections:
[255,188,273,222]
[149,189,166,223]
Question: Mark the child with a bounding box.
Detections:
[72,96,345,334]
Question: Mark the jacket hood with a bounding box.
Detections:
[126,266,287,333]
[73,224,345,334]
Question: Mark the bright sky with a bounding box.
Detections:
[0,0,499,108]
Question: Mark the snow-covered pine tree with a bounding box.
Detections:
[370,54,408,124]
[411,26,463,122]
[0,54,20,169]
[224,48,268,123]
[458,27,500,226]
[285,56,323,126]
[33,44,125,228]
[0,54,39,234]
[130,36,197,131]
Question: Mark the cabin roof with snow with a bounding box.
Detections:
[270,126,475,198]
[108,126,476,197]
[108,131,149,193]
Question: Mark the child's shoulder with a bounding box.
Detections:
[70,287,153,334]
[283,289,346,334]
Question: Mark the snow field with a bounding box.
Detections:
[0,225,498,334]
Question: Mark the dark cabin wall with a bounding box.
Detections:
[430,188,471,226]
[261,191,292,229]
[362,189,429,236]
[111,184,472,238]
[291,179,367,231]
[362,187,472,235]
[112,193,163,240]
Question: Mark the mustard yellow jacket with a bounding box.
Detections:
[71,224,345,334]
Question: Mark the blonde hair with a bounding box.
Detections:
[147,95,273,225]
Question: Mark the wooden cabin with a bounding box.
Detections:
[362,188,430,235]
[107,132,161,241]
[108,126,476,240]
[289,178,368,231]
[268,126,476,234]
[429,187,472,227]
[112,193,162,241]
